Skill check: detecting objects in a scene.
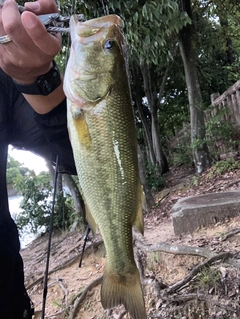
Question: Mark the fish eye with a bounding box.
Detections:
[104,40,114,51]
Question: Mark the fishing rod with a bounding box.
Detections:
[41,156,59,319]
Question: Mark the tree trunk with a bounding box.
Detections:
[178,0,212,173]
[141,63,169,175]
[151,105,169,174]
[63,174,87,226]
[135,91,156,166]
[132,61,156,166]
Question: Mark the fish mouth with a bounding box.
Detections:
[70,14,123,43]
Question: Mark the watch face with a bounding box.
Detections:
[37,67,61,95]
[14,62,61,96]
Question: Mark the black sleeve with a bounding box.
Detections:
[34,99,77,175]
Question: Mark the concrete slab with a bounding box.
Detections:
[172,191,240,235]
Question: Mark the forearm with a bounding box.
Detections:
[0,0,63,115]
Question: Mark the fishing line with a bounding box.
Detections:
[64,0,77,68]
[101,0,106,15]
[41,1,80,317]
[101,0,109,15]
[41,156,59,319]
[40,2,91,316]
[66,0,93,269]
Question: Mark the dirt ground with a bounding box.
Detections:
[21,160,240,319]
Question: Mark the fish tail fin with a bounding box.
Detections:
[101,267,146,319]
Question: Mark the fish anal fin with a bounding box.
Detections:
[101,267,146,319]
[85,203,98,236]
[133,184,145,235]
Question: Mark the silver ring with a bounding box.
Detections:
[0,35,12,44]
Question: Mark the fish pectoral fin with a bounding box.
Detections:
[101,268,146,319]
[71,110,91,148]
[133,184,145,235]
[85,202,98,236]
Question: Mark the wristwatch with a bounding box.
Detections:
[13,61,61,96]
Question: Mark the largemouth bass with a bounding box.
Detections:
[63,14,146,319]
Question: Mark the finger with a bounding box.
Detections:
[2,2,37,49]
[1,0,22,35]
[24,0,58,15]
[21,11,62,56]
[0,8,3,35]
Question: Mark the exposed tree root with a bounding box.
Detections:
[164,252,231,295]
[118,311,127,318]
[69,275,103,319]
[26,228,240,318]
[223,179,240,189]
[26,240,103,290]
[133,231,240,270]
[221,228,240,241]
[134,231,218,259]
[167,293,236,312]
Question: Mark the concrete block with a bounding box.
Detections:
[172,191,240,235]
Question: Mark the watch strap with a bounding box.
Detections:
[13,61,61,96]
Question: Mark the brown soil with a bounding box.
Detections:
[21,160,240,319]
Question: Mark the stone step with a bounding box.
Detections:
[172,191,240,235]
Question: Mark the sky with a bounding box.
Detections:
[8,146,48,175]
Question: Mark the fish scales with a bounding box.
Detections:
[64,14,146,319]
[70,82,138,272]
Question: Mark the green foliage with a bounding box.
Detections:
[208,157,240,177]
[33,0,240,176]
[13,172,52,235]
[145,161,165,191]
[196,267,220,291]
[55,0,240,174]
[13,171,75,235]
[167,127,192,166]
[7,155,30,185]
[107,0,190,65]
[169,143,192,166]
[198,2,240,104]
[147,251,161,272]
[58,0,190,66]
[205,105,240,158]
[7,167,22,186]
[191,175,200,187]
[191,137,208,151]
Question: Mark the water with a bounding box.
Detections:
[8,196,36,249]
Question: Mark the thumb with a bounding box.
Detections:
[22,11,61,56]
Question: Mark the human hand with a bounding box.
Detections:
[0,0,62,84]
